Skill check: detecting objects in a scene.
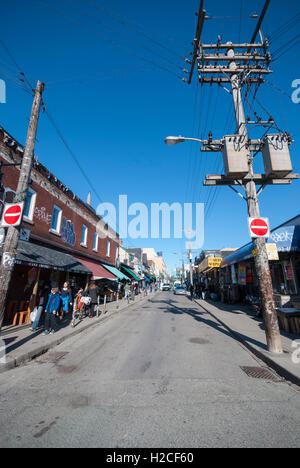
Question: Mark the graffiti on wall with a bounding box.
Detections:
[34,207,52,225]
[61,217,76,246]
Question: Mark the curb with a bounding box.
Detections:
[0,292,158,374]
[194,299,300,388]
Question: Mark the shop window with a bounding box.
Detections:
[23,188,36,222]
[81,225,88,247]
[50,205,62,234]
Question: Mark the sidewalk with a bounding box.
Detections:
[194,298,300,387]
[0,292,157,373]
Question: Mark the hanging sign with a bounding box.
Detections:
[248,217,270,238]
[1,202,24,227]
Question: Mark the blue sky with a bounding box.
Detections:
[1,0,299,272]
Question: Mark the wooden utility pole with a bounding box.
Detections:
[230,57,282,354]
[0,81,44,332]
[184,1,299,354]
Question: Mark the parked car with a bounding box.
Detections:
[162,283,171,291]
[173,285,186,295]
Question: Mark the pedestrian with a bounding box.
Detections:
[60,281,73,321]
[124,282,130,301]
[85,280,99,318]
[30,282,50,331]
[130,281,135,301]
[190,283,194,300]
[43,287,61,335]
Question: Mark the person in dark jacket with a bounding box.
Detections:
[60,281,73,321]
[85,280,99,318]
[43,287,61,335]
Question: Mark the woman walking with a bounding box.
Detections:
[60,281,73,321]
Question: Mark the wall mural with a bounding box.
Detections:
[61,217,76,247]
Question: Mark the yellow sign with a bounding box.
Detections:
[267,243,279,261]
[208,257,223,268]
[252,244,279,260]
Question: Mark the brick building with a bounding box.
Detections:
[0,126,120,326]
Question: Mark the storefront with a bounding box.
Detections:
[219,216,300,305]
[2,240,92,326]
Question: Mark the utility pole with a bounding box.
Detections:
[183,1,299,354]
[0,81,44,332]
[230,50,282,354]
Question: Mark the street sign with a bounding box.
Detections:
[1,202,24,228]
[248,217,270,238]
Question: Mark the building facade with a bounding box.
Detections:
[0,126,120,325]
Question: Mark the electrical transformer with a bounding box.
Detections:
[222,135,249,178]
[262,134,292,178]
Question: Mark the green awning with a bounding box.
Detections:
[121,266,141,282]
[102,264,131,281]
[144,272,156,281]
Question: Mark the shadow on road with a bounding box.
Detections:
[156,297,269,352]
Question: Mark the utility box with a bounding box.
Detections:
[262,134,292,178]
[222,135,249,178]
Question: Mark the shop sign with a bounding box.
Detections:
[208,257,223,268]
[266,243,279,261]
[251,244,279,261]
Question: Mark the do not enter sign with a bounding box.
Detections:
[1,202,24,228]
[248,217,270,238]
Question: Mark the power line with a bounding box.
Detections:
[35,0,184,81]
[81,0,186,61]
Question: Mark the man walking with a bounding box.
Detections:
[43,287,61,335]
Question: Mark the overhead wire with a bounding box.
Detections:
[81,0,186,61]
[35,0,184,81]
[60,0,184,71]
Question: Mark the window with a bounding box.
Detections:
[50,205,62,234]
[23,188,36,221]
[81,224,88,247]
[106,240,111,258]
[93,232,98,252]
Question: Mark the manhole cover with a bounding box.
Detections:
[189,337,210,345]
[240,366,283,382]
[36,351,69,363]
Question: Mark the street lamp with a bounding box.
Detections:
[164,136,204,146]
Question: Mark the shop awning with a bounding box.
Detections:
[221,223,300,268]
[144,272,156,281]
[121,266,141,281]
[4,241,92,275]
[74,257,117,281]
[102,264,131,281]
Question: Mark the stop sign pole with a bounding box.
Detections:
[0,81,44,332]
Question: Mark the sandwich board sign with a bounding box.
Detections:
[248,217,270,239]
[1,202,24,228]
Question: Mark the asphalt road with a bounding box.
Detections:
[0,291,299,448]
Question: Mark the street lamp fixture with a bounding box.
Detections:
[164,136,204,146]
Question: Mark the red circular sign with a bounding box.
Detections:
[4,205,22,226]
[250,218,269,237]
